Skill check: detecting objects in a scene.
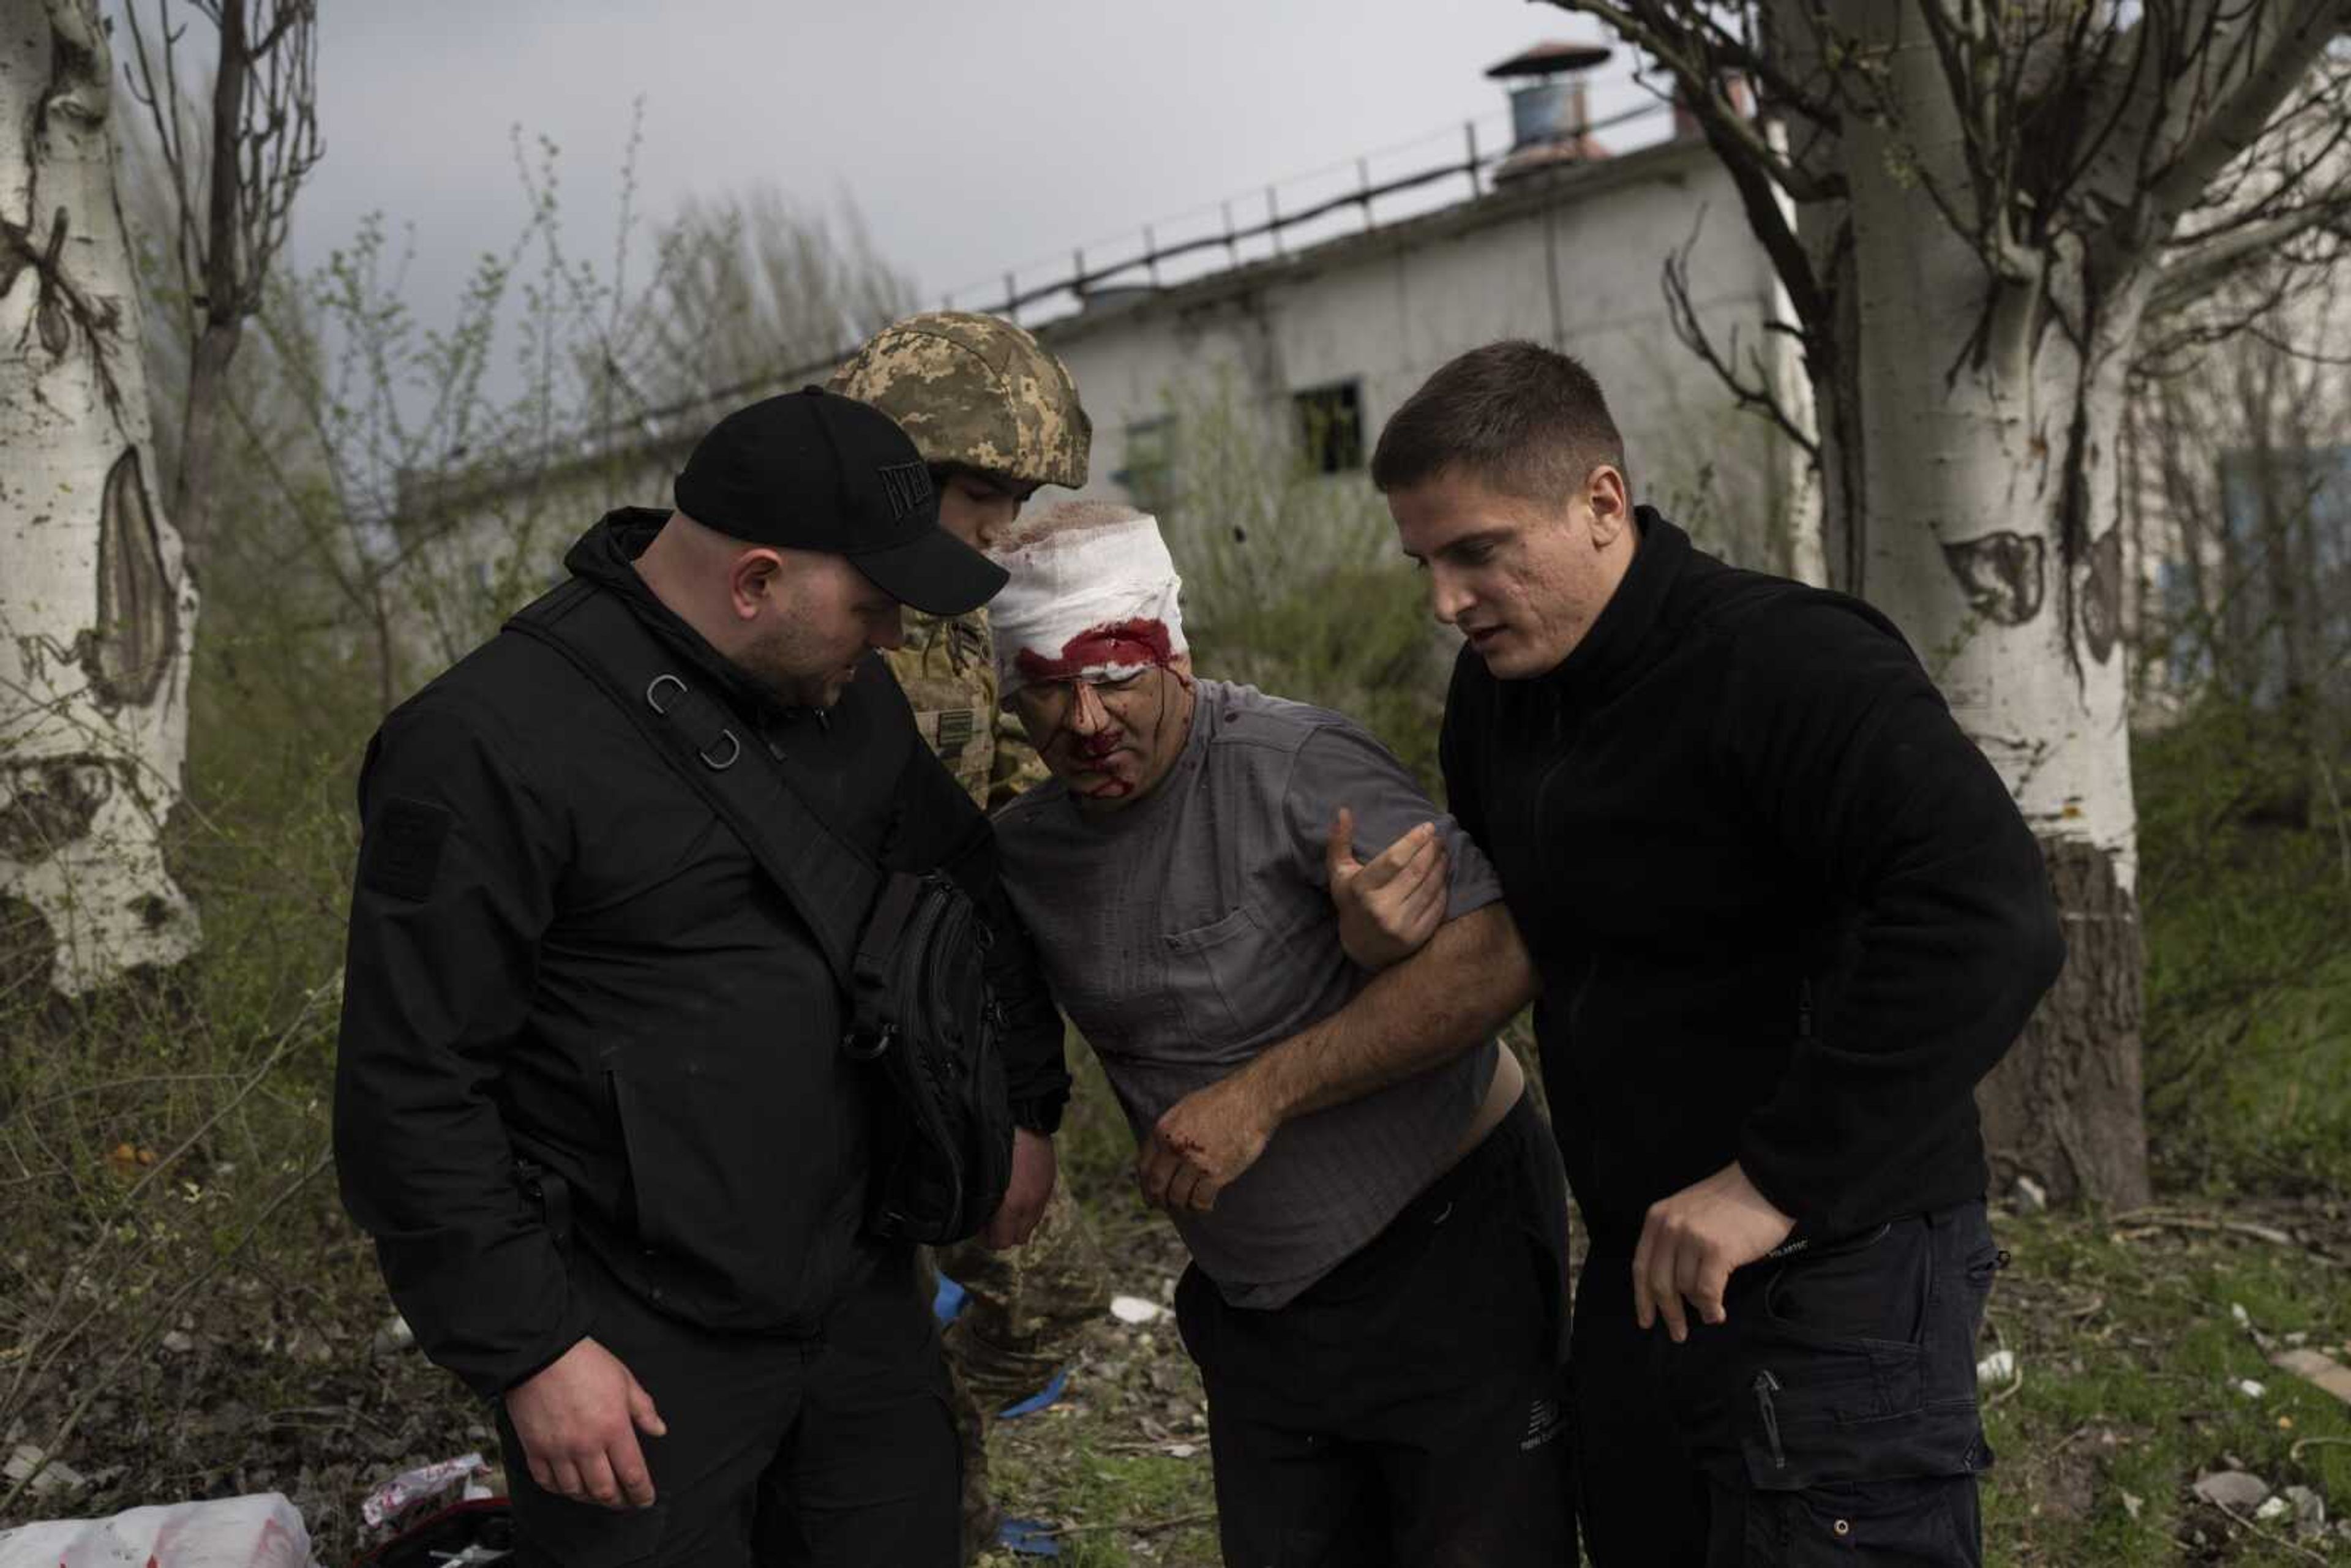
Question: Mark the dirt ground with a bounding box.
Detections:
[5,1192,2349,1565]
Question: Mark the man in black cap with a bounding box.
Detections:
[334,388,1071,1567]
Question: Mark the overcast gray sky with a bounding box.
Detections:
[288,2,1660,335]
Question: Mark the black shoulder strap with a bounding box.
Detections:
[504,579,879,989]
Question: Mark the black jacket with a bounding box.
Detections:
[334,511,1068,1398]
[1440,511,2064,1255]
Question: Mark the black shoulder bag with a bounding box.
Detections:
[508,579,1013,1245]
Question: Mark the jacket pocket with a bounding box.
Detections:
[602,1045,837,1302]
[605,1058,673,1253]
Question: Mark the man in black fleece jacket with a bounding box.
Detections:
[1370,341,2064,1567]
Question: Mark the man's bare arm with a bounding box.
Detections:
[1138,904,1535,1210]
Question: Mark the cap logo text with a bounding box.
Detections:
[877,460,934,522]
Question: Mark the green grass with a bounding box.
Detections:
[1979,1208,2351,1564]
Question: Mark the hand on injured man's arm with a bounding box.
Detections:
[1140,902,1537,1212]
[1326,806,1450,969]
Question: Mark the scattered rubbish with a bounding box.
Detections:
[362,1452,491,1529]
[1975,1350,2017,1384]
[2121,1491,2145,1520]
[999,1367,1070,1420]
[2272,1346,2351,1407]
[2193,1469,2271,1512]
[2012,1175,2048,1214]
[160,1329,194,1354]
[2257,1495,2292,1521]
[1167,1442,1198,1459]
[372,1313,416,1356]
[1110,1294,1163,1325]
[0,1491,310,1568]
[932,1274,968,1326]
[2231,1302,2252,1329]
[2,1443,85,1498]
[2234,1378,2267,1399]
[995,1515,1062,1558]
[353,1497,514,1567]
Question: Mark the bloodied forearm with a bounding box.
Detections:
[1239,902,1534,1124]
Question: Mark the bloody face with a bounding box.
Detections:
[1005,623,1194,810]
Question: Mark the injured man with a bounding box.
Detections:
[987,501,1577,1567]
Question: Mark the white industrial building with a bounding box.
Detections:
[1026,42,1812,579]
[391,40,2342,713]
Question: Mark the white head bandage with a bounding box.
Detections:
[988,501,1188,697]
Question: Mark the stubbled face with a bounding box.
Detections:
[1008,659,1196,811]
[934,469,1035,550]
[1387,466,1633,680]
[735,549,906,709]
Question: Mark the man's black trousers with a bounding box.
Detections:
[1572,1199,2001,1566]
[498,1242,957,1567]
[1172,1093,1580,1567]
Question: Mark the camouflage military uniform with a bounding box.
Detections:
[889,606,1051,812]
[847,312,1103,1565]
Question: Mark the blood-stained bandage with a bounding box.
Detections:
[989,501,1188,698]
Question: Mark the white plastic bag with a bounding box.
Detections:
[0,1490,313,1568]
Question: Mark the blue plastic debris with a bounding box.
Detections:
[996,1366,1068,1420]
[995,1515,1062,1558]
[932,1273,967,1325]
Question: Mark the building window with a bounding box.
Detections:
[1116,416,1177,517]
[1293,380,1365,474]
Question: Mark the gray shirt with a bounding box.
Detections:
[994,680,1502,1308]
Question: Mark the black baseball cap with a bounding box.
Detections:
[674,386,1008,615]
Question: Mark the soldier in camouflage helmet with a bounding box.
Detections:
[831,312,1109,1563]
[834,311,1089,809]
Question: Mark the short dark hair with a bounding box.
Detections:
[1370,340,1627,503]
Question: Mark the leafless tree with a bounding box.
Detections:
[1542,1,2351,1202]
[122,0,322,577]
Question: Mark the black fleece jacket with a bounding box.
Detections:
[334,510,1068,1398]
[1439,510,2064,1255]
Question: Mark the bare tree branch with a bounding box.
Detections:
[1542,1,1848,201]
[2141,0,2345,229]
[119,1,322,576]
[2148,200,2351,312]
[1663,215,1823,463]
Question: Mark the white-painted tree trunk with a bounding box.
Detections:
[1832,1,2151,1203]
[1846,195,2142,877]
[1,0,202,993]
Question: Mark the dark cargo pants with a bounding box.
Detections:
[1573,1199,2001,1566]
[1173,1094,1579,1567]
[498,1242,958,1568]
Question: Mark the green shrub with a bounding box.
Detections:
[1147,372,1449,792]
[2137,694,2351,1195]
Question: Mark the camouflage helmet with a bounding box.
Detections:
[830,311,1092,491]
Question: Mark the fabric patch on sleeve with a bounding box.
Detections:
[362,797,455,902]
